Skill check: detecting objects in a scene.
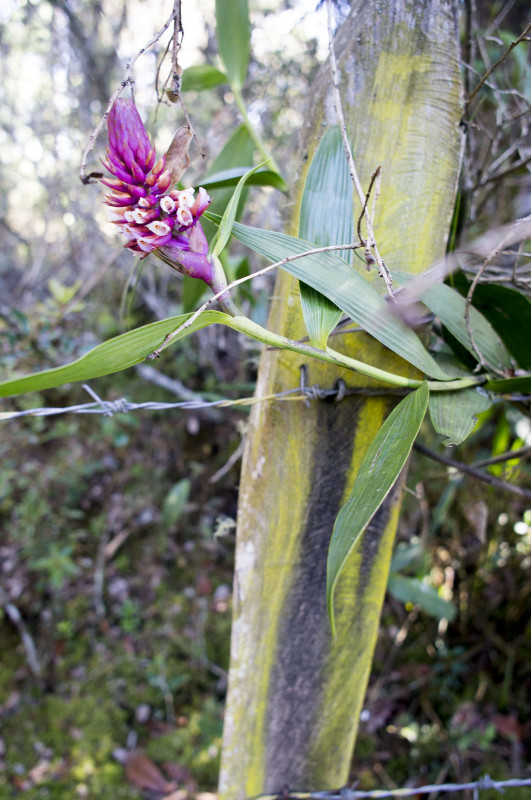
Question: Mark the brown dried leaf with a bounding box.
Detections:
[493,714,525,742]
[165,127,193,186]
[125,749,175,793]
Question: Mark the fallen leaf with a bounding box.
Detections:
[125,749,175,793]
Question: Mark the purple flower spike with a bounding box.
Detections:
[100,97,213,282]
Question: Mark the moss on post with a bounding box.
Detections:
[219,2,463,797]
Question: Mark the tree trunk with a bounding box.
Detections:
[219,2,463,797]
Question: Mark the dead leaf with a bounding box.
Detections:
[165,127,193,186]
[125,749,175,793]
[493,714,524,742]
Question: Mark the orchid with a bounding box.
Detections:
[100,98,215,286]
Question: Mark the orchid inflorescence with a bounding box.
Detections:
[100,98,214,286]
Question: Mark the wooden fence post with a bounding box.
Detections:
[219,2,463,797]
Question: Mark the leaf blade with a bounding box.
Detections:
[428,387,492,446]
[224,221,450,379]
[200,167,286,192]
[394,274,512,372]
[215,0,250,91]
[210,163,269,258]
[298,127,353,347]
[0,311,228,399]
[181,64,227,92]
[326,383,429,633]
[388,574,456,621]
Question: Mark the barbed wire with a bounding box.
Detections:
[258,776,531,800]
[0,376,408,422]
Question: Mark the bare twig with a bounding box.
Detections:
[394,215,531,306]
[357,167,381,249]
[413,442,531,501]
[464,218,527,373]
[0,585,41,677]
[472,445,531,469]
[209,439,245,484]
[80,7,180,184]
[466,21,531,108]
[325,0,394,298]
[149,240,363,358]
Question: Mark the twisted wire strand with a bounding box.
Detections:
[253,776,531,800]
[0,377,408,422]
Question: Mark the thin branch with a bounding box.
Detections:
[80,8,180,184]
[357,167,381,248]
[464,219,525,373]
[466,21,531,107]
[413,442,531,501]
[149,240,363,358]
[0,585,41,677]
[472,445,531,469]
[325,0,394,298]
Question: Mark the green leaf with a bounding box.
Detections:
[390,541,423,573]
[200,167,286,192]
[163,479,191,528]
[428,387,492,446]
[0,311,229,399]
[387,574,456,621]
[215,0,250,91]
[395,274,512,372]
[210,163,268,258]
[222,220,450,380]
[181,64,227,92]
[456,280,531,370]
[207,126,255,176]
[326,382,429,634]
[201,125,255,242]
[485,375,531,393]
[298,127,353,348]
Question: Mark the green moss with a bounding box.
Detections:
[145,698,223,788]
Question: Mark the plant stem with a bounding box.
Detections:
[233,87,284,180]
[235,320,486,392]
[235,317,418,389]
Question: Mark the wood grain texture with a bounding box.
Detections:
[219,2,463,797]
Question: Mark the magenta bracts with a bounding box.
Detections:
[101,98,212,282]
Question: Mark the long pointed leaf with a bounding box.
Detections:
[388,574,456,621]
[485,375,531,393]
[327,382,429,634]
[224,221,450,380]
[210,163,267,258]
[394,273,512,372]
[215,0,250,91]
[200,167,285,192]
[201,125,255,243]
[299,127,353,347]
[0,311,229,398]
